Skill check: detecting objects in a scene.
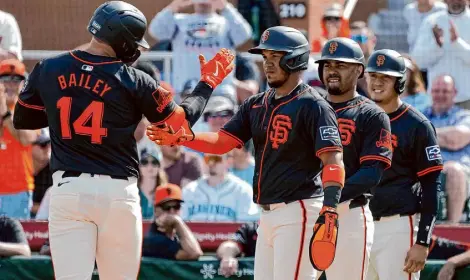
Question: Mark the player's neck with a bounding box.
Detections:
[417,1,433,13]
[380,97,403,114]
[84,38,117,58]
[274,78,302,98]
[327,89,358,104]
[207,174,225,187]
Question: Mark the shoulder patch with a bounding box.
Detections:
[152,86,173,113]
[425,145,442,161]
[319,126,340,141]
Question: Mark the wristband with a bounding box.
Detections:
[322,164,345,188]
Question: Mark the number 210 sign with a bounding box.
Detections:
[279,2,307,19]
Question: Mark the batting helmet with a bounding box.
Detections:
[248,26,310,73]
[365,49,407,94]
[315,38,365,84]
[88,1,149,63]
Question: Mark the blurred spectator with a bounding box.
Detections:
[31,128,52,218]
[0,10,22,61]
[350,21,377,97]
[138,148,169,219]
[181,154,259,222]
[437,249,470,279]
[400,54,431,112]
[404,0,447,52]
[149,0,253,92]
[411,0,470,108]
[234,54,260,102]
[133,60,162,82]
[142,183,203,260]
[311,3,350,53]
[217,221,258,277]
[0,59,37,219]
[237,0,281,45]
[204,95,236,132]
[160,145,204,188]
[423,75,470,223]
[0,215,31,257]
[229,141,255,185]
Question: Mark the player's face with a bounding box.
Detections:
[207,110,234,132]
[366,72,397,103]
[262,50,289,88]
[322,60,362,95]
[430,76,457,112]
[154,200,182,217]
[139,156,161,178]
[446,0,467,14]
[160,145,182,161]
[204,154,227,176]
[0,78,24,106]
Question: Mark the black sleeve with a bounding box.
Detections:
[142,235,181,260]
[221,98,252,145]
[232,222,257,256]
[340,161,388,202]
[359,112,393,168]
[0,217,28,244]
[428,236,470,260]
[13,61,48,129]
[414,121,444,247]
[179,82,214,126]
[309,100,343,158]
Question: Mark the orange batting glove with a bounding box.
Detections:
[199,48,235,89]
[309,206,339,271]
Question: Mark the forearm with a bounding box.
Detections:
[175,219,203,258]
[4,117,38,145]
[0,242,31,257]
[179,82,213,126]
[416,171,441,247]
[340,162,386,202]
[183,131,240,154]
[222,3,252,46]
[217,241,241,259]
[234,79,259,102]
[447,250,470,267]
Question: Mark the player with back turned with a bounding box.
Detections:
[148,26,345,280]
[12,1,234,279]
[365,49,443,280]
[314,38,393,280]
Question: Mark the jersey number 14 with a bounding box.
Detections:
[57,97,107,144]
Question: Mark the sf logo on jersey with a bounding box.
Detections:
[269,115,292,149]
[337,118,356,145]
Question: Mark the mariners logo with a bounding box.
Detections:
[320,126,340,141]
[269,115,292,149]
[261,30,270,43]
[425,145,442,161]
[329,42,338,54]
[376,55,386,67]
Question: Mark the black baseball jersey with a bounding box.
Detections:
[15,51,210,178]
[328,95,392,202]
[222,83,342,204]
[428,235,470,260]
[232,222,258,257]
[370,104,444,217]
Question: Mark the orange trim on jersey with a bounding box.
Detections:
[256,89,308,203]
[408,216,413,280]
[390,105,410,122]
[417,165,443,177]
[429,236,437,252]
[69,51,122,65]
[17,99,45,110]
[151,104,178,126]
[334,100,366,113]
[315,146,343,158]
[219,128,244,148]
[294,200,308,280]
[359,155,392,168]
[260,89,273,126]
[251,104,263,109]
[360,206,367,280]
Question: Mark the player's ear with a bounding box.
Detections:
[356,65,363,79]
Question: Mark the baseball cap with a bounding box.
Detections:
[0,59,26,80]
[154,183,184,206]
[212,84,237,105]
[140,147,161,161]
[323,3,343,18]
[204,95,235,114]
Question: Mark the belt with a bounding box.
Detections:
[349,196,369,210]
[260,200,296,211]
[373,213,410,221]
[62,171,129,181]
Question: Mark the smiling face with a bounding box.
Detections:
[322,60,362,95]
[261,50,290,88]
[366,72,398,103]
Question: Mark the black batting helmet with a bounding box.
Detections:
[248,26,310,73]
[365,49,407,94]
[315,37,365,84]
[88,1,149,63]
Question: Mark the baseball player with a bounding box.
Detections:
[365,49,443,280]
[314,38,393,280]
[148,26,345,280]
[12,1,234,279]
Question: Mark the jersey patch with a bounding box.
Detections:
[81,65,94,72]
[425,145,442,161]
[337,118,356,145]
[319,126,340,141]
[375,128,393,150]
[269,114,292,149]
[152,86,173,113]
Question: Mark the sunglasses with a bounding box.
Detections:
[160,203,181,211]
[207,110,233,119]
[140,158,160,166]
[323,16,341,22]
[0,75,25,82]
[35,141,51,148]
[351,34,368,44]
[204,154,224,164]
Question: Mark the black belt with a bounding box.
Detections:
[349,196,369,210]
[373,213,410,221]
[62,171,128,181]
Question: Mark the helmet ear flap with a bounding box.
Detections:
[395,75,406,94]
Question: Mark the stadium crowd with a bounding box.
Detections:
[1,0,470,279]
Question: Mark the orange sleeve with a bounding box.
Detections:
[183,130,241,154]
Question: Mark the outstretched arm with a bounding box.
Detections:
[183,130,242,154]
